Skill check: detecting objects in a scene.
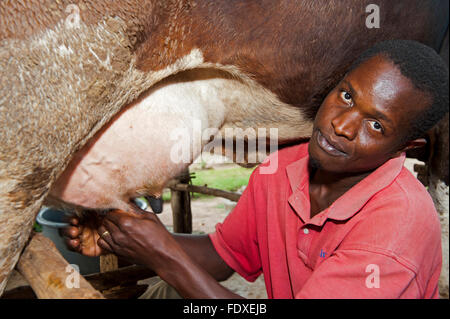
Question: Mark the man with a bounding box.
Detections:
[62,40,449,298]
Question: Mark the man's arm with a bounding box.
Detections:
[95,209,244,298]
[62,212,238,298]
[172,234,235,282]
[155,233,243,298]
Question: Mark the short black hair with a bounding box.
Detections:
[349,39,449,144]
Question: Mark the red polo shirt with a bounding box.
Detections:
[209,143,442,298]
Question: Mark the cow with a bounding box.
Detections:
[0,0,448,296]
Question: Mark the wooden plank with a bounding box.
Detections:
[1,285,36,299]
[3,265,155,299]
[3,265,156,299]
[101,284,148,299]
[2,284,149,299]
[16,233,104,299]
[85,265,156,291]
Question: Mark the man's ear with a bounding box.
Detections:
[396,138,427,156]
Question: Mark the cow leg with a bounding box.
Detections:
[428,30,449,299]
[427,114,449,298]
[0,16,163,296]
[0,197,44,295]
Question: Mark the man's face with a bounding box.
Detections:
[308,55,430,174]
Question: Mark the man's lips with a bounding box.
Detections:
[316,130,347,157]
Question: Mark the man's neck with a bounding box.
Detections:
[308,166,374,218]
[310,166,373,190]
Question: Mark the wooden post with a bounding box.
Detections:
[170,169,192,233]
[100,254,118,273]
[16,233,104,299]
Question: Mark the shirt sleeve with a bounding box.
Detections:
[296,248,423,299]
[208,168,263,282]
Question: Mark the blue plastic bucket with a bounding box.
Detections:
[36,207,100,275]
[36,199,148,275]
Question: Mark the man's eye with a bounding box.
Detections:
[340,90,352,103]
[369,121,383,132]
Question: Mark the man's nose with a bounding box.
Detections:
[331,110,359,140]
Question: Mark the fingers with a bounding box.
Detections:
[60,223,83,252]
[68,216,80,226]
[105,207,161,231]
[96,215,139,255]
[103,209,143,231]
[60,225,82,239]
[97,227,113,252]
[97,235,113,253]
[96,223,119,253]
[58,214,82,237]
[63,237,81,253]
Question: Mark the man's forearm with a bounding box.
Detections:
[156,242,244,299]
[172,233,235,282]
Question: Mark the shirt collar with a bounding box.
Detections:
[286,145,406,224]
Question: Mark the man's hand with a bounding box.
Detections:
[96,208,241,298]
[97,209,185,273]
[60,211,105,257]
